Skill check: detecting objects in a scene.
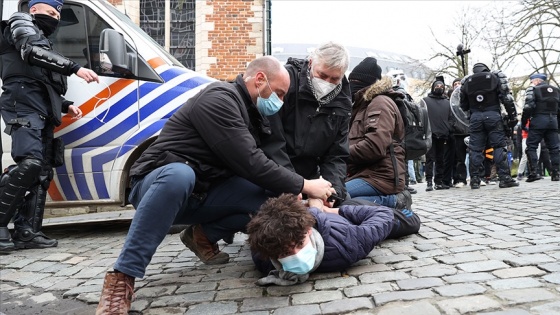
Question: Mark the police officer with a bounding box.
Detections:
[0,0,99,253]
[460,63,519,189]
[521,73,560,182]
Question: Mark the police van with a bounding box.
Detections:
[1,0,215,209]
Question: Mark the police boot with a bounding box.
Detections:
[470,176,481,189]
[499,175,519,188]
[552,171,560,182]
[525,151,542,182]
[12,179,58,249]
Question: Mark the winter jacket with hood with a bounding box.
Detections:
[130,74,304,195]
[261,58,352,201]
[423,82,454,139]
[347,76,406,195]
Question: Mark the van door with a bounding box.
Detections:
[46,2,141,202]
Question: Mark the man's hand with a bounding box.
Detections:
[68,105,82,119]
[302,178,336,201]
[76,68,99,83]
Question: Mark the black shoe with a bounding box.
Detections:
[552,173,560,181]
[426,184,433,192]
[222,233,235,245]
[395,190,413,210]
[0,227,15,254]
[526,174,543,183]
[417,179,424,183]
[409,180,417,185]
[12,230,58,249]
[434,184,449,190]
[406,186,417,194]
[499,179,520,188]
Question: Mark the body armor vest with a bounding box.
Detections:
[465,72,500,111]
[533,84,560,115]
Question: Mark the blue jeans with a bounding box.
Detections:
[407,160,416,182]
[345,178,396,208]
[114,163,269,278]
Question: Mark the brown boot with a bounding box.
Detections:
[180,224,229,264]
[96,271,135,315]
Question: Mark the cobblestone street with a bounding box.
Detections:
[1,179,559,315]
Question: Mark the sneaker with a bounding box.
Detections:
[180,225,229,264]
[96,271,135,315]
[526,174,543,182]
[395,190,413,210]
[453,182,465,188]
[479,180,487,186]
[499,178,520,188]
[406,186,417,194]
[0,227,15,254]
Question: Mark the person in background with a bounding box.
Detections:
[345,57,412,211]
[0,0,99,253]
[460,63,519,189]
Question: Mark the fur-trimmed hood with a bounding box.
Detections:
[361,76,395,102]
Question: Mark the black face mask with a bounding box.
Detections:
[34,14,59,37]
[350,81,371,102]
[433,87,444,96]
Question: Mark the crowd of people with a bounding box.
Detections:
[0,2,558,314]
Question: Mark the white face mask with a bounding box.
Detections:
[312,77,337,100]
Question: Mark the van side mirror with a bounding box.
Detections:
[99,29,133,76]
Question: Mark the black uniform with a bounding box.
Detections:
[0,12,81,252]
[522,82,560,181]
[460,64,519,189]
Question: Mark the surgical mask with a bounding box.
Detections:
[257,76,283,116]
[312,77,338,100]
[34,14,59,37]
[278,240,317,274]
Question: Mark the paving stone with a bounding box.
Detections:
[478,310,531,315]
[215,287,263,301]
[373,289,435,306]
[409,265,457,277]
[435,252,487,265]
[411,250,448,259]
[41,253,75,262]
[266,283,314,297]
[273,304,322,315]
[530,301,560,315]
[434,283,487,297]
[314,276,358,290]
[45,278,86,291]
[291,290,343,305]
[239,296,289,312]
[457,260,509,272]
[319,297,373,314]
[359,271,410,283]
[62,284,102,298]
[135,285,177,299]
[20,261,58,272]
[176,282,217,294]
[436,295,501,314]
[375,300,441,315]
[150,291,215,308]
[144,307,188,314]
[184,302,238,315]
[29,292,57,304]
[494,288,558,305]
[442,272,496,283]
[539,262,560,272]
[396,277,444,290]
[492,266,547,278]
[504,254,556,266]
[514,244,560,254]
[373,254,412,264]
[489,241,531,249]
[392,258,437,269]
[487,277,543,290]
[543,273,560,284]
[344,283,393,297]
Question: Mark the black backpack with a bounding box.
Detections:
[390,93,432,160]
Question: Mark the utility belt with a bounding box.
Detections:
[471,104,501,113]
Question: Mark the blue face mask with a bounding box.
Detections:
[278,240,317,274]
[257,76,283,116]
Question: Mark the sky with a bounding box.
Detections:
[270,1,512,65]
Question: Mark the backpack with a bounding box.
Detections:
[390,93,432,160]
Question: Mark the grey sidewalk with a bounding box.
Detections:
[1,179,560,315]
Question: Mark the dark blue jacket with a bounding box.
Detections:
[311,203,394,272]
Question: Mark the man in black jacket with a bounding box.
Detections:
[95,56,336,315]
[261,42,352,205]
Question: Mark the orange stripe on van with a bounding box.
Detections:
[48,182,64,201]
[148,57,166,69]
[55,79,135,132]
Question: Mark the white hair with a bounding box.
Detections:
[309,42,350,73]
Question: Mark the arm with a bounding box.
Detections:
[522,86,535,128]
[338,204,394,247]
[318,112,350,201]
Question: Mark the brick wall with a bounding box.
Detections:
[197,0,265,81]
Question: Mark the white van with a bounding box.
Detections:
[1,0,215,207]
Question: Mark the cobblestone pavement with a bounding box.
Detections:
[1,179,560,315]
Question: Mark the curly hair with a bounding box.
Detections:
[246,194,316,259]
